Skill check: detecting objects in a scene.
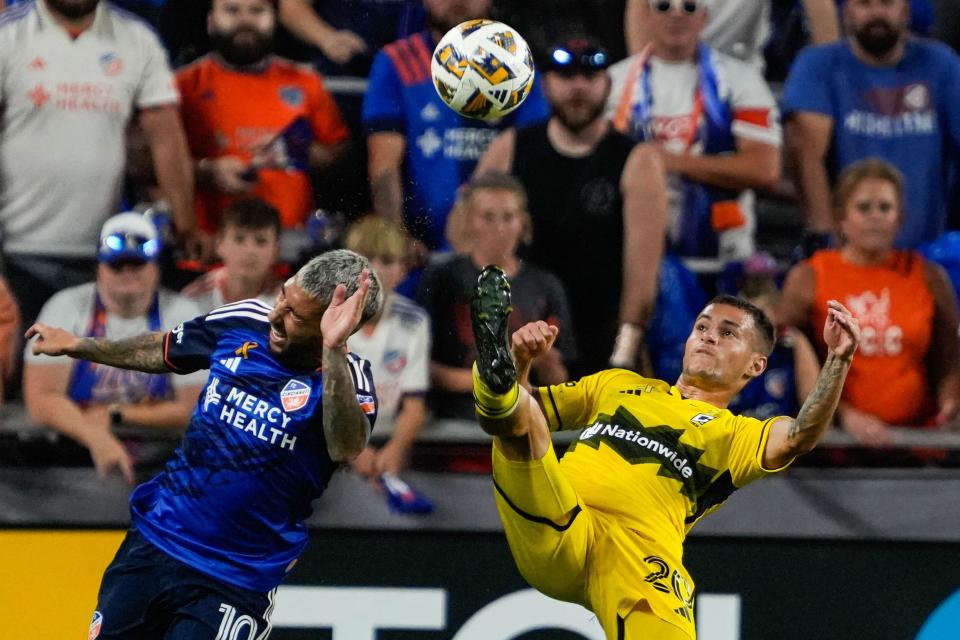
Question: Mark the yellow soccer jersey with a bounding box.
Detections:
[538,369,791,553]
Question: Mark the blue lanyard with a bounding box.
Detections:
[628,44,726,151]
[67,290,170,405]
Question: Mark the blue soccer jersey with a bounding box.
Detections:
[362,30,549,250]
[783,39,960,248]
[129,299,377,592]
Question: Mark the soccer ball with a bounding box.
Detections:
[431,20,535,120]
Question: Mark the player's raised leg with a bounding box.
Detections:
[471,265,592,606]
[471,265,554,462]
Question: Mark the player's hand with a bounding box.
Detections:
[823,300,860,362]
[25,324,81,357]
[839,406,891,447]
[209,156,254,195]
[322,269,371,349]
[86,428,135,485]
[319,29,367,65]
[511,321,559,369]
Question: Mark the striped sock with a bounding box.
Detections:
[472,363,520,419]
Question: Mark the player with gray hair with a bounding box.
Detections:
[25,249,384,636]
[296,248,384,323]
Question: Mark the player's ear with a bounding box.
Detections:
[746,353,767,380]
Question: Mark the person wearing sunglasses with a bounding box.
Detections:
[607,0,783,264]
[475,38,683,381]
[22,213,206,484]
[626,0,840,70]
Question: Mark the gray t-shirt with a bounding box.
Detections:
[26,283,207,401]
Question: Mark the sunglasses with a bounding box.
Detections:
[101,232,160,259]
[648,0,702,15]
[548,44,610,72]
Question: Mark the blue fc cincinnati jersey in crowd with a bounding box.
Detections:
[128,299,377,592]
[362,30,549,250]
[783,39,960,248]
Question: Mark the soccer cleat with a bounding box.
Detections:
[471,265,517,394]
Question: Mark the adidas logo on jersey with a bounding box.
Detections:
[219,356,242,372]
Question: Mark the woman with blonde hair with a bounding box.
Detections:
[778,158,960,446]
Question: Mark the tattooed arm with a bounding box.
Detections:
[25,324,169,373]
[322,345,371,462]
[320,269,375,462]
[763,300,861,469]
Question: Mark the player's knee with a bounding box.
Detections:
[477,412,528,438]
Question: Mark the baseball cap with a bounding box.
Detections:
[545,39,611,73]
[98,212,161,264]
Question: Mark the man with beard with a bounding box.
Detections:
[362,0,549,252]
[27,249,381,638]
[474,39,669,379]
[177,0,349,238]
[784,0,960,249]
[0,0,194,339]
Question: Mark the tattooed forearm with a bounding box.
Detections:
[71,332,168,373]
[322,346,370,462]
[789,352,851,446]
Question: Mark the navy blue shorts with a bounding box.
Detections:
[91,527,276,640]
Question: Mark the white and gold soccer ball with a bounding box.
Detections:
[431,19,535,120]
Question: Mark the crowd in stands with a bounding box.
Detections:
[2,0,960,481]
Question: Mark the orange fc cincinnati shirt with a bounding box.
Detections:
[177,54,349,232]
[808,249,936,425]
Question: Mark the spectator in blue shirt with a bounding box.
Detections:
[361,0,550,252]
[783,0,960,250]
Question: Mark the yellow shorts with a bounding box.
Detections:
[492,441,696,640]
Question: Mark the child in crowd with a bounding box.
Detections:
[181,198,281,311]
[344,216,430,478]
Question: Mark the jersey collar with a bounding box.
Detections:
[36,0,111,40]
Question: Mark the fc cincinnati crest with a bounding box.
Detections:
[279,86,305,107]
[280,379,311,412]
[89,611,103,639]
[99,52,123,76]
[384,349,407,374]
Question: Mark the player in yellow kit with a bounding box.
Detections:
[470,265,861,639]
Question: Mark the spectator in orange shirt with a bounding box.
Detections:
[178,0,350,238]
[778,159,960,446]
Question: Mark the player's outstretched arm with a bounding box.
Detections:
[321,270,373,462]
[764,300,861,469]
[25,324,169,374]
